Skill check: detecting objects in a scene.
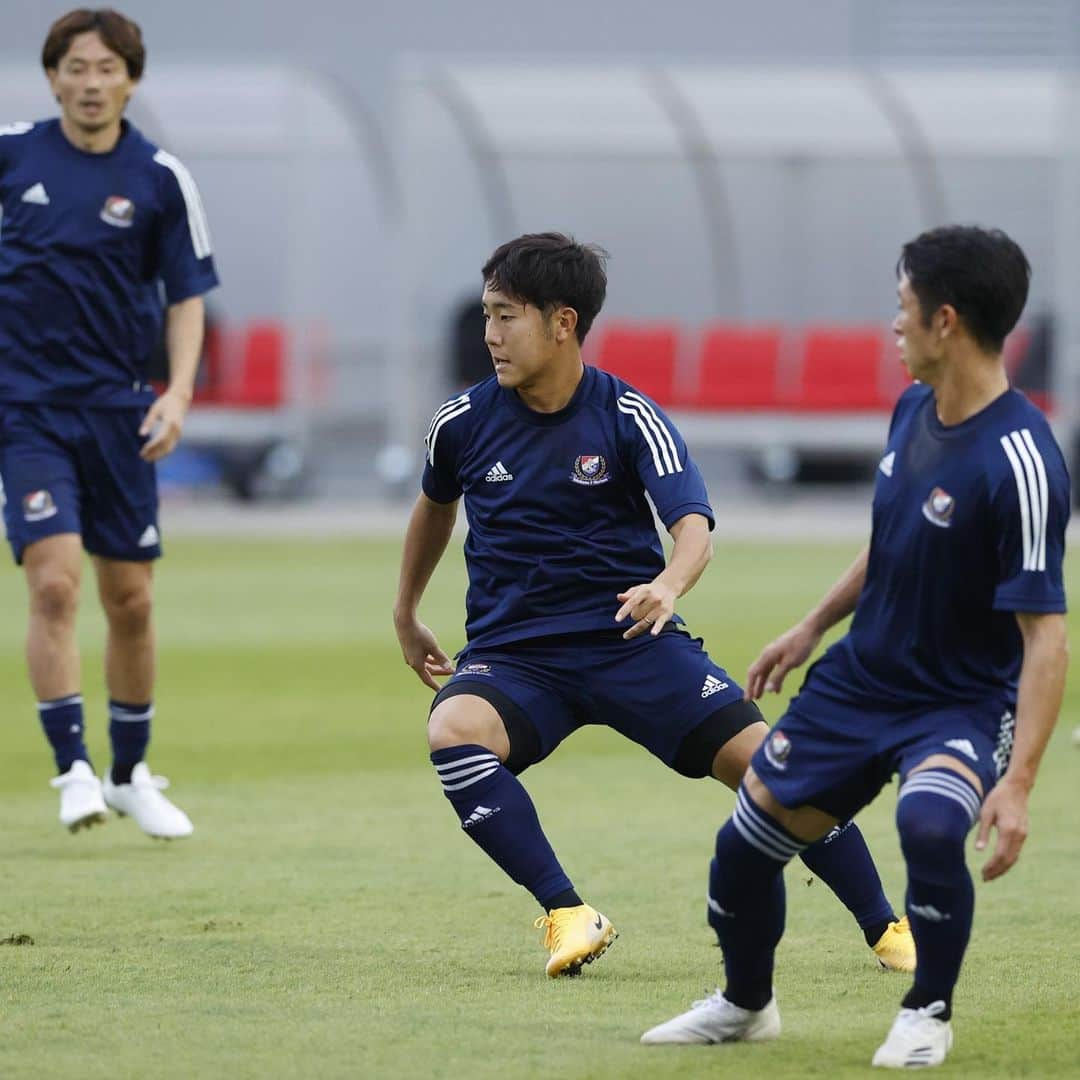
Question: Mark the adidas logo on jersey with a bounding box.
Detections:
[21,182,49,205]
[701,674,729,699]
[463,804,500,829]
[879,450,895,477]
[137,525,160,548]
[484,461,513,482]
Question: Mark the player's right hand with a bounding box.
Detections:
[744,621,822,701]
[395,617,455,692]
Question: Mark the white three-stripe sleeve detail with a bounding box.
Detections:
[152,149,213,259]
[621,391,682,472]
[426,402,470,466]
[441,767,499,792]
[425,394,470,445]
[1000,435,1033,571]
[1009,430,1043,571]
[618,398,675,475]
[1020,428,1050,571]
[618,400,666,475]
[434,752,498,772]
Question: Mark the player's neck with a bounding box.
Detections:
[58,113,123,154]
[932,349,1009,426]
[515,356,585,414]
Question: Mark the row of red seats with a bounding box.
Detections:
[192,321,286,408]
[588,322,1032,412]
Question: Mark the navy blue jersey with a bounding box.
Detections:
[421,365,715,648]
[0,118,219,407]
[811,384,1069,709]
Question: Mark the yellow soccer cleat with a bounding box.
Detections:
[534,903,617,977]
[872,916,917,973]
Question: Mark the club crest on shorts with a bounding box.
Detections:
[921,486,955,528]
[458,662,492,677]
[100,195,135,228]
[571,454,610,486]
[764,729,792,771]
[23,489,58,522]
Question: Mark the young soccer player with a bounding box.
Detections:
[0,9,218,838]
[642,226,1069,1068]
[394,232,914,978]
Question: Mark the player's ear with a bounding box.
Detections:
[937,304,958,340]
[554,306,578,343]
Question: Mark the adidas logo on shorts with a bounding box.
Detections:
[701,674,729,699]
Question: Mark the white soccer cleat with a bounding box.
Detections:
[103,762,194,839]
[871,1001,953,1068]
[641,989,781,1045]
[50,760,109,832]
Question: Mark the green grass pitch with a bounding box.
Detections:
[1,537,1077,1078]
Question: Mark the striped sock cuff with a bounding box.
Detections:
[109,701,155,723]
[39,694,83,712]
[898,768,982,826]
[431,746,501,793]
[732,785,808,863]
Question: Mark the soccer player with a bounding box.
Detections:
[642,226,1069,1068]
[0,10,218,838]
[394,233,915,978]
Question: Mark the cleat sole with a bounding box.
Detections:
[66,811,108,833]
[551,928,618,977]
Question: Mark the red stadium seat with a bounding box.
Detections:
[593,322,679,405]
[218,321,287,408]
[796,326,890,410]
[684,324,783,409]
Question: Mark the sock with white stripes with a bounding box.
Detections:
[799,819,897,944]
[39,694,91,774]
[707,785,808,1011]
[109,699,153,784]
[431,745,576,910]
[896,769,981,1020]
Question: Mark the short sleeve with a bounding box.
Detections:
[421,392,471,503]
[152,150,219,302]
[616,387,714,530]
[991,424,1070,613]
[0,121,35,180]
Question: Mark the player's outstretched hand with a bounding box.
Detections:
[395,616,455,692]
[745,620,822,701]
[616,581,677,640]
[975,778,1029,881]
[140,389,190,461]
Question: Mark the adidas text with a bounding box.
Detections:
[701,674,729,699]
[485,461,514,482]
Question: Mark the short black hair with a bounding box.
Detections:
[482,232,608,344]
[897,225,1031,353]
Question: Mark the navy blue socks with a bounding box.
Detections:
[39,694,90,773]
[708,786,807,1010]
[432,744,576,911]
[108,700,153,784]
[896,769,981,1020]
[799,819,897,944]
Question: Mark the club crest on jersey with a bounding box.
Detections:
[23,489,58,522]
[100,195,135,228]
[921,486,955,528]
[571,454,610,486]
[764,729,792,771]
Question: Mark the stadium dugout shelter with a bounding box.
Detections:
[384,61,1080,487]
[0,61,393,494]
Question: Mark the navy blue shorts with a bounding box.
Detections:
[752,680,1014,821]
[0,403,161,565]
[432,627,747,776]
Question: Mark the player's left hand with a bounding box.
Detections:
[140,389,190,461]
[616,581,677,640]
[975,777,1029,882]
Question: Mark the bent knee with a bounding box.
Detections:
[101,586,153,632]
[427,695,509,758]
